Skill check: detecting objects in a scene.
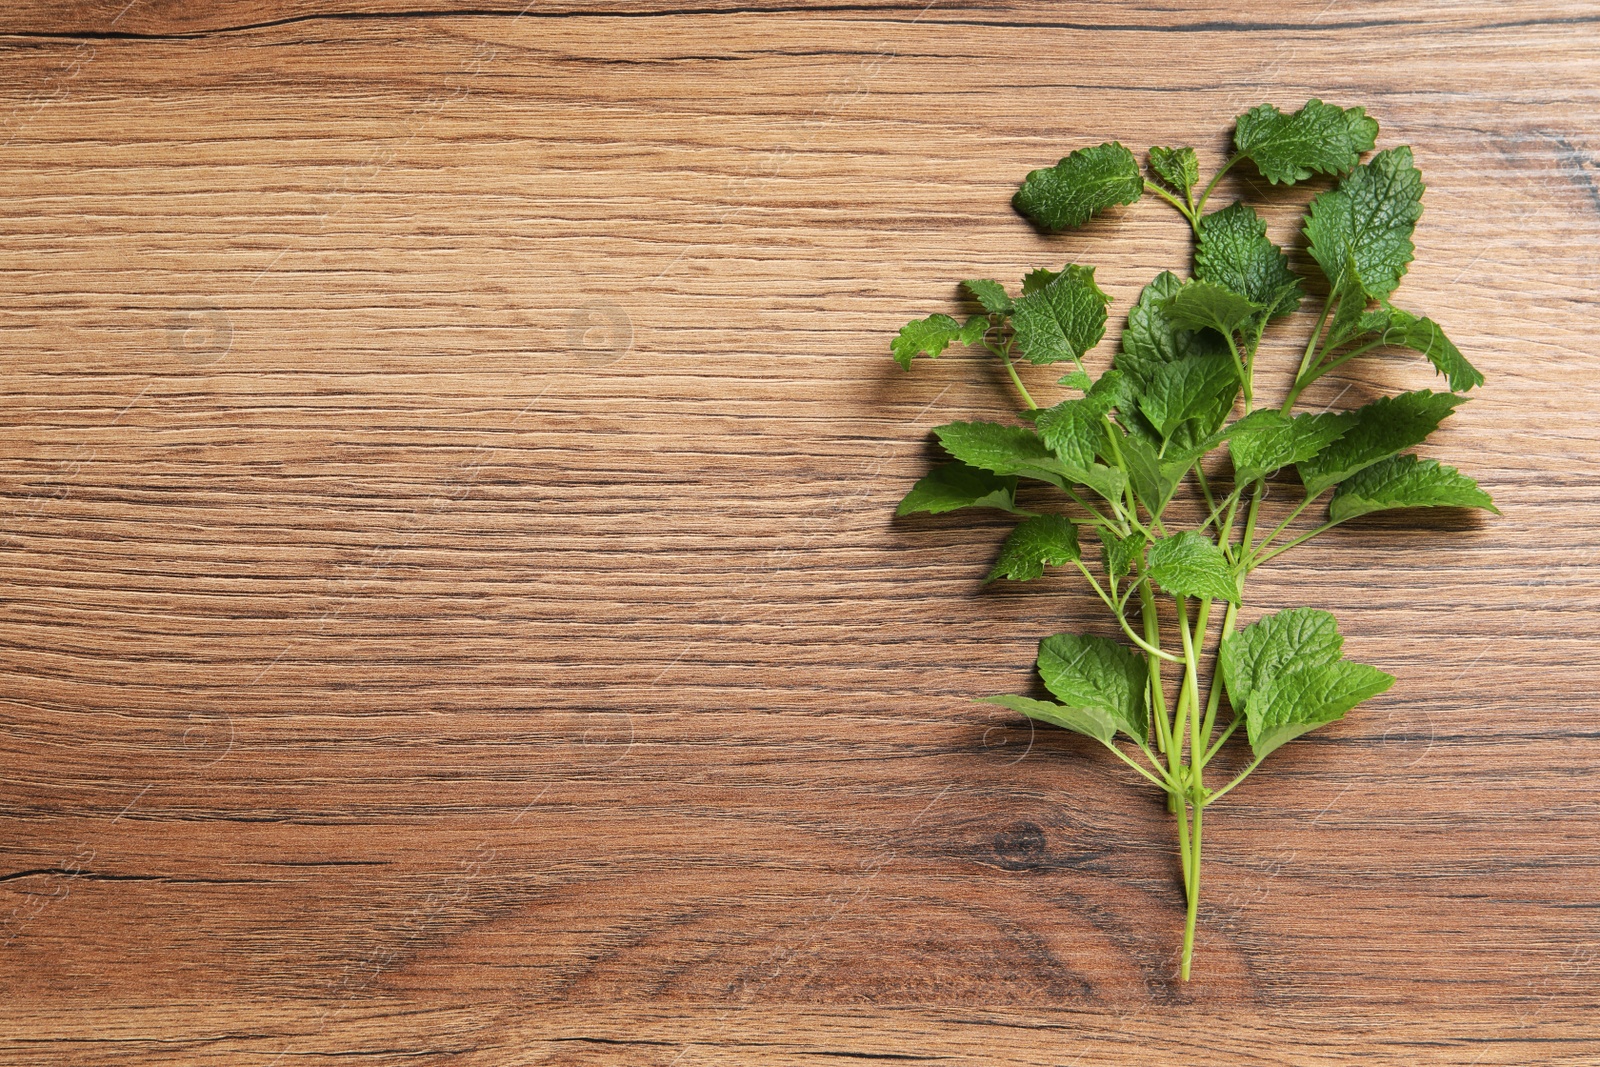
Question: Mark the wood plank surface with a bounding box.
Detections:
[2,1,1598,1062]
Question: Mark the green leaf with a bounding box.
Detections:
[1233,98,1379,185]
[1117,430,1180,515]
[1138,353,1240,441]
[933,421,1056,477]
[986,514,1081,582]
[1021,267,1059,295]
[1034,389,1115,469]
[1057,369,1093,391]
[1319,252,1371,353]
[979,694,1119,747]
[1296,390,1466,495]
[896,462,1022,517]
[1147,531,1241,604]
[1115,271,1228,390]
[1244,659,1395,761]
[1035,633,1148,743]
[1328,453,1498,522]
[1356,306,1484,392]
[1013,142,1144,232]
[1148,145,1200,198]
[1195,202,1302,326]
[1162,279,1262,338]
[963,278,1014,315]
[892,312,990,370]
[1227,409,1356,483]
[1099,528,1147,587]
[1010,264,1112,366]
[1305,146,1426,301]
[1219,606,1344,713]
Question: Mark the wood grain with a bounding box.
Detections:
[2,1,1599,1062]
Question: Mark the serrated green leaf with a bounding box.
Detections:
[1328,453,1498,522]
[1010,264,1112,366]
[1138,353,1240,441]
[986,514,1081,582]
[979,694,1118,747]
[1319,251,1371,353]
[1115,271,1228,390]
[1036,633,1148,743]
[1021,267,1059,295]
[1163,279,1262,338]
[895,461,1023,517]
[1227,409,1356,483]
[1117,430,1180,516]
[891,312,990,370]
[1244,659,1395,760]
[1233,98,1379,185]
[1356,306,1484,392]
[1305,146,1425,301]
[1219,607,1345,713]
[1013,142,1144,232]
[933,421,1056,477]
[1057,369,1093,391]
[1296,390,1466,495]
[1195,202,1302,327]
[1147,531,1241,604]
[963,278,1014,315]
[1148,145,1200,198]
[1099,528,1147,587]
[1034,389,1116,469]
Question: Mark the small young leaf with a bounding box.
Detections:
[1296,390,1466,495]
[963,278,1014,315]
[892,312,990,370]
[1100,528,1147,586]
[1244,659,1395,760]
[979,694,1118,747]
[1116,271,1228,389]
[1305,146,1426,301]
[1013,142,1144,232]
[1010,264,1112,366]
[1356,306,1484,392]
[896,462,1023,517]
[1219,606,1344,713]
[1138,353,1240,441]
[1227,409,1356,483]
[1162,279,1262,338]
[1195,202,1302,323]
[1233,99,1379,185]
[1147,531,1241,604]
[1328,453,1498,522]
[987,514,1081,582]
[1319,252,1371,353]
[1057,369,1093,391]
[1148,145,1200,197]
[1036,633,1149,742]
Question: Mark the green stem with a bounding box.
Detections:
[1000,348,1038,411]
[1223,332,1252,413]
[1076,561,1183,662]
[1139,580,1173,758]
[1144,180,1201,235]
[1181,802,1202,980]
[1204,755,1265,806]
[1192,154,1241,218]
[1109,742,1179,792]
[1197,599,1238,756]
[1249,518,1343,570]
[1249,491,1320,564]
[1201,717,1240,766]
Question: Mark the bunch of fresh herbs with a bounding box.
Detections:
[891,100,1495,979]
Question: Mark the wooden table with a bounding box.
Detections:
[3,2,1598,1063]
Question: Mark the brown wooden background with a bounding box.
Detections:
[2,2,1598,1063]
